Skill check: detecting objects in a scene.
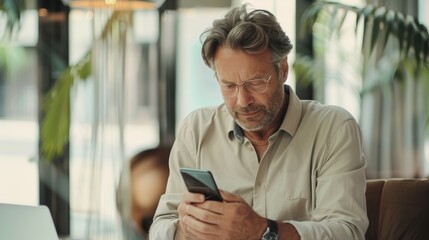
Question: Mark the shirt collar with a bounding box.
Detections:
[279,85,302,137]
[227,85,303,142]
[233,123,245,143]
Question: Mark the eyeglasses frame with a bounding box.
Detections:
[217,74,273,98]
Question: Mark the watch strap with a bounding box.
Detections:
[262,218,278,240]
[267,219,278,234]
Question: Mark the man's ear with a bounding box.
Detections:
[280,58,289,83]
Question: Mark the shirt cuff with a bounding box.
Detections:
[285,220,314,240]
[149,218,178,240]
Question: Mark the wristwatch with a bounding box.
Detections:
[262,219,278,240]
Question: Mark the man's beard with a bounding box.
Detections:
[230,87,284,131]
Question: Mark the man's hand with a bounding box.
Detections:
[176,190,267,240]
[176,191,204,240]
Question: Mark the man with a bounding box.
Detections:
[150,4,368,240]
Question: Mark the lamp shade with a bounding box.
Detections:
[62,0,165,10]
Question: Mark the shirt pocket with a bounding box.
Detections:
[278,173,310,221]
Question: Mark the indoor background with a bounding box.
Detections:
[0,0,428,239]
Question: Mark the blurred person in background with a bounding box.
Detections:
[117,145,171,239]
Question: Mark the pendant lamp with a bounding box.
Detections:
[62,0,165,10]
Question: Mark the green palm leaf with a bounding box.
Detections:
[41,53,91,161]
[301,2,429,65]
[383,10,395,49]
[0,0,22,37]
[370,6,386,54]
[298,1,429,134]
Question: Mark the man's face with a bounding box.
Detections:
[214,46,287,131]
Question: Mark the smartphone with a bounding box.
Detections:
[179,168,223,202]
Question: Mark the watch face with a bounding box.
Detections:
[263,232,278,240]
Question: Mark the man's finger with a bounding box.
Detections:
[182,191,206,204]
[186,202,222,225]
[219,189,242,202]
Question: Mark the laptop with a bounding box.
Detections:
[0,203,59,240]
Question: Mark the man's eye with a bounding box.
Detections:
[247,80,264,87]
[224,84,236,89]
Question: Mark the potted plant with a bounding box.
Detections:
[296,1,429,178]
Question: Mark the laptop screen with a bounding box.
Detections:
[0,203,59,240]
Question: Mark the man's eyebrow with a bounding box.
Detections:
[244,73,267,81]
[218,79,233,84]
[247,75,264,80]
[215,72,266,83]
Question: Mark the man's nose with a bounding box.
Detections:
[235,86,253,107]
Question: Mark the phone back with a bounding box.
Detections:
[180,168,223,202]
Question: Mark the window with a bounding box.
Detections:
[420,0,429,176]
[0,9,39,206]
[68,9,160,238]
[0,7,161,239]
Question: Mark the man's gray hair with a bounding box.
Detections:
[201,4,293,72]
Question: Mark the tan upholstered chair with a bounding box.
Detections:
[365,178,429,240]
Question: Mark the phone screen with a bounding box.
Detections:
[180,168,223,202]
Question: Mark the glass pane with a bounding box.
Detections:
[68,9,160,238]
[176,8,226,123]
[420,0,429,176]
[0,10,39,206]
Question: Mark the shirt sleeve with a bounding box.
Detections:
[287,118,368,240]
[149,115,197,239]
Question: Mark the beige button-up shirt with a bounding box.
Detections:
[150,86,368,240]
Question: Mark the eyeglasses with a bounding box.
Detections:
[218,74,272,98]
